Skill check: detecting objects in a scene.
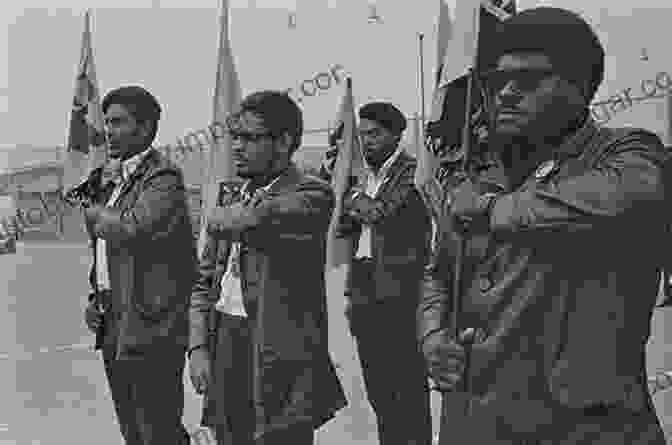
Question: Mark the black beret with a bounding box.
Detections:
[358,102,407,135]
[102,85,162,123]
[493,7,604,101]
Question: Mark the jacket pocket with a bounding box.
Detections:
[133,263,182,321]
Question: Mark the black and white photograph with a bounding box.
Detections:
[2,0,672,444]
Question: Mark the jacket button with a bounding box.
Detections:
[478,277,493,293]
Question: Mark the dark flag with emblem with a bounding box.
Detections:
[418,0,516,254]
[64,10,107,193]
[425,0,516,165]
[424,2,517,445]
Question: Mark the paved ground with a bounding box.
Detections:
[2,240,672,444]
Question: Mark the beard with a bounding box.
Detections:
[488,105,588,188]
[365,144,397,169]
[492,133,537,174]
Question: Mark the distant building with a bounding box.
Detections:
[0,143,330,242]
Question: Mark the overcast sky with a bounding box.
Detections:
[2,0,672,150]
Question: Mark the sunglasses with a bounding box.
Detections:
[483,68,556,94]
[229,130,274,144]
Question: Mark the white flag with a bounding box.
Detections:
[437,0,480,88]
[197,0,243,257]
[327,78,366,269]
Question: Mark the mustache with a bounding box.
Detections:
[496,107,525,115]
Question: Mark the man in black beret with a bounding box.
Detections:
[420,7,669,444]
[83,85,197,445]
[336,101,432,445]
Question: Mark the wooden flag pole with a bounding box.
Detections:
[419,33,427,135]
[667,91,672,146]
[449,2,481,423]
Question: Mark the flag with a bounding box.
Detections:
[197,0,242,257]
[330,78,364,213]
[327,77,366,269]
[367,1,383,24]
[64,10,107,193]
[414,0,453,227]
[437,0,515,88]
[434,0,453,88]
[426,0,516,162]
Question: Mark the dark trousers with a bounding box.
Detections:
[349,299,433,445]
[536,404,666,445]
[210,314,255,445]
[103,347,190,445]
[254,423,314,445]
[207,314,315,445]
[441,397,667,445]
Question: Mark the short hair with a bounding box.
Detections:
[237,90,303,153]
[358,102,407,136]
[102,85,162,144]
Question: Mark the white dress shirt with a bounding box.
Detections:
[354,146,404,259]
[215,174,283,317]
[95,148,152,291]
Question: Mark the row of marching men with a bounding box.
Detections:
[77,5,671,445]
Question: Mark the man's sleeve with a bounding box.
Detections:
[248,180,336,249]
[91,168,186,243]
[490,131,669,234]
[210,179,335,250]
[189,232,229,354]
[347,163,420,226]
[417,198,454,347]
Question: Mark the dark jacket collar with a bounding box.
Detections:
[477,116,600,193]
[552,115,598,160]
[242,163,303,196]
[385,149,414,174]
[372,150,414,196]
[114,148,160,200]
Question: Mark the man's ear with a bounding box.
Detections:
[567,78,591,106]
[138,120,153,140]
[277,132,294,156]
